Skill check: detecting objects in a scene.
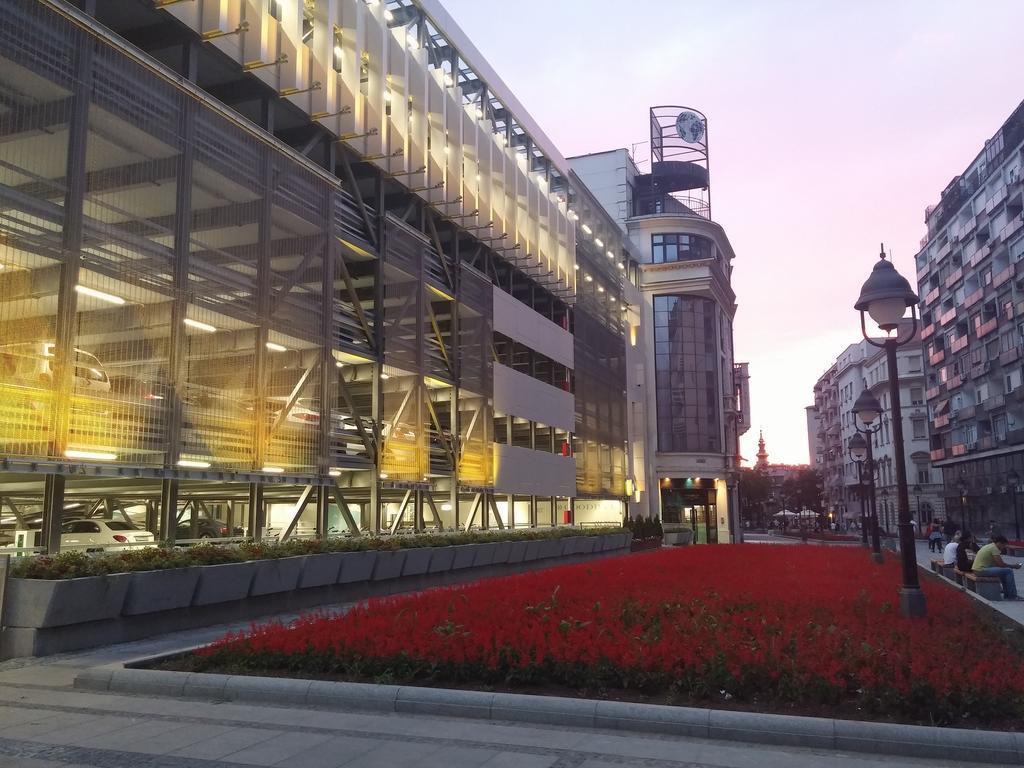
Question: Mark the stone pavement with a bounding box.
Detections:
[0,547,1020,768]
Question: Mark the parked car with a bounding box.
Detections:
[0,342,111,393]
[59,518,156,552]
[175,518,244,539]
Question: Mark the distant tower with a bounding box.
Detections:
[755,430,769,469]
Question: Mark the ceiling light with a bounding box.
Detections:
[585,274,593,283]
[329,468,342,477]
[380,372,391,380]
[177,459,211,469]
[334,45,343,58]
[74,285,125,305]
[183,318,217,333]
[581,224,592,235]
[441,503,452,511]
[610,297,616,303]
[65,449,117,461]
[607,250,615,259]
[262,466,285,473]
[597,285,605,293]
[617,262,626,270]
[594,237,603,247]
[573,264,580,271]
[380,472,389,479]
[265,342,287,352]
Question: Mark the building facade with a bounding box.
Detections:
[915,101,1024,540]
[810,336,943,531]
[0,0,640,551]
[571,108,747,544]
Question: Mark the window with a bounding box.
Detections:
[649,233,714,264]
[912,418,926,439]
[917,468,931,485]
[907,355,922,372]
[910,386,924,405]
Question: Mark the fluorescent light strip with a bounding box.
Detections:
[594,238,604,248]
[607,250,615,259]
[177,459,211,469]
[65,449,117,461]
[262,466,284,473]
[183,318,217,333]
[74,285,125,305]
[580,224,592,235]
[265,342,287,352]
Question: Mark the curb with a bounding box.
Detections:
[74,664,1024,765]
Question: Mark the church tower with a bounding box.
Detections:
[755,430,769,469]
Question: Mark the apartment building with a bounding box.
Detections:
[915,100,1024,537]
[0,0,639,551]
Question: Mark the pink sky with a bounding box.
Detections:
[443,0,1024,465]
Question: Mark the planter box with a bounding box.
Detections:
[577,537,597,555]
[451,544,479,570]
[506,541,528,564]
[3,573,132,629]
[427,546,456,573]
[472,542,499,567]
[538,539,563,559]
[664,531,692,546]
[371,550,407,581]
[250,556,307,597]
[337,551,377,583]
[491,541,512,564]
[298,552,347,589]
[523,540,543,561]
[193,561,259,606]
[400,548,433,577]
[122,567,201,616]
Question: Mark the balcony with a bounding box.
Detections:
[957,404,976,420]
[932,413,950,429]
[920,322,936,341]
[986,392,1006,410]
[926,384,943,400]
[993,264,1015,288]
[970,361,991,379]
[938,307,958,326]
[951,443,967,457]
[946,372,964,389]
[944,266,963,289]
[964,287,984,309]
[928,349,945,366]
[979,435,996,451]
[976,317,999,339]
[970,244,990,267]
[1001,347,1021,366]
[950,335,969,353]
[930,448,946,461]
[924,286,941,306]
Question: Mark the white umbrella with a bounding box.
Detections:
[773,510,797,518]
[797,509,818,518]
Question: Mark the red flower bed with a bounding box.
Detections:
[194,546,1024,725]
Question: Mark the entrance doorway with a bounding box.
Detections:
[659,480,717,544]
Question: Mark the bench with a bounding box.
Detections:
[931,559,955,580]
[960,570,1003,600]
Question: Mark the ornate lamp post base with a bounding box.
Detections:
[898,586,927,618]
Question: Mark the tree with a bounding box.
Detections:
[781,468,824,514]
[739,468,771,528]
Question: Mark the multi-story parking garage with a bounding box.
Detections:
[0,0,637,552]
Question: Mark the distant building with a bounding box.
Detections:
[810,332,943,530]
[806,405,824,471]
[914,100,1024,538]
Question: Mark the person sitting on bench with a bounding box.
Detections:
[942,531,962,567]
[955,531,975,574]
[972,534,1022,600]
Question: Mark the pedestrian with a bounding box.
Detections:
[928,521,944,553]
[972,534,1023,600]
[943,518,959,545]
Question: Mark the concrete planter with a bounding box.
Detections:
[297,552,347,589]
[122,567,201,616]
[538,538,563,559]
[249,556,307,597]
[427,546,456,573]
[664,530,692,546]
[371,550,407,580]
[451,544,479,570]
[491,541,512,564]
[3,573,132,628]
[523,540,543,561]
[473,542,499,567]
[506,540,528,564]
[192,561,259,606]
[400,548,433,577]
[337,551,377,583]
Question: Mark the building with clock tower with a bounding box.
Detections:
[570,107,748,544]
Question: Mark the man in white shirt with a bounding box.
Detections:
[942,534,961,566]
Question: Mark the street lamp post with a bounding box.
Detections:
[881,488,890,535]
[1008,470,1020,541]
[855,245,926,618]
[852,390,883,561]
[913,483,923,524]
[959,481,969,534]
[848,433,868,546]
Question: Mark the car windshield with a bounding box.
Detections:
[104,521,136,531]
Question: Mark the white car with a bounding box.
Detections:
[60,519,156,552]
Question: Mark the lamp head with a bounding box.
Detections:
[854,246,918,332]
[847,432,867,462]
[852,389,883,425]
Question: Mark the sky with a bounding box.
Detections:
[442,0,1024,465]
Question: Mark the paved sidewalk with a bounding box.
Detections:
[912,539,1024,623]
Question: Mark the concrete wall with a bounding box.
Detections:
[493,444,576,496]
[492,286,574,370]
[493,363,574,432]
